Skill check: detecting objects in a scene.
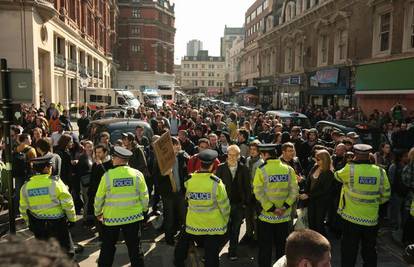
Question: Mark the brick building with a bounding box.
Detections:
[0,0,118,108]
[116,0,175,91]
[250,0,414,113]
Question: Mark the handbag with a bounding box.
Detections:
[80,174,91,187]
[294,207,309,230]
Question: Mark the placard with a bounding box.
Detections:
[153,131,177,191]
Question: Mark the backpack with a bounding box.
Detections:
[12,146,32,178]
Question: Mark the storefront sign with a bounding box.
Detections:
[316,69,339,84]
[280,76,302,85]
[254,77,274,86]
[290,76,301,85]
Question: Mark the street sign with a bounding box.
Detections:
[0,69,32,103]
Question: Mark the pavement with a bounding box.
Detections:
[0,211,408,267]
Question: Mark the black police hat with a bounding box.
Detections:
[353,144,372,155]
[30,154,54,165]
[113,146,133,159]
[198,149,218,164]
[257,143,277,152]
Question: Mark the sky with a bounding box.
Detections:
[172,0,253,64]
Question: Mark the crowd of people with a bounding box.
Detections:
[1,100,414,267]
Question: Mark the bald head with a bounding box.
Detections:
[335,143,346,157]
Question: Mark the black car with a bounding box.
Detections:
[88,118,153,144]
[315,120,388,150]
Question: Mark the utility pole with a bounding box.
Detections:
[1,58,16,234]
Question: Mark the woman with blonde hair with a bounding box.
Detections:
[299,149,334,236]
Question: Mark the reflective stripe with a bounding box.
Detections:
[349,164,380,195]
[266,188,289,193]
[189,206,216,213]
[105,172,111,192]
[345,192,378,204]
[21,183,30,208]
[268,196,288,201]
[105,199,139,207]
[50,180,59,204]
[107,193,138,199]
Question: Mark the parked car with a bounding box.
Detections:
[265,110,311,129]
[88,118,153,144]
[315,120,388,149]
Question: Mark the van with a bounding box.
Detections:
[80,88,140,110]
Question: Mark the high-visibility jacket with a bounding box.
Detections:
[185,172,230,235]
[253,159,298,224]
[411,199,414,217]
[20,174,76,223]
[335,163,391,226]
[94,165,149,226]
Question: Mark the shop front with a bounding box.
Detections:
[307,67,351,108]
[277,74,305,111]
[254,77,276,110]
[355,58,414,114]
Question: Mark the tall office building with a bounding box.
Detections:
[186,39,203,57]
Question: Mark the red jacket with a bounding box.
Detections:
[187,154,220,174]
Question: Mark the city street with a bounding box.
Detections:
[0,212,407,267]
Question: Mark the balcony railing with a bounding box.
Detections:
[54,54,66,69]
[67,59,77,72]
[94,70,99,78]
[78,63,86,76]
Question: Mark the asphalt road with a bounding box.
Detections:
[1,212,406,267]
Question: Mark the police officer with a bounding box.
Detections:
[335,144,391,267]
[19,154,76,256]
[253,144,298,267]
[94,146,149,267]
[174,149,230,267]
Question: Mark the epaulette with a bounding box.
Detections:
[49,175,60,181]
[210,175,221,183]
[259,162,267,168]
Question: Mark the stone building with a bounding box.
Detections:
[181,50,225,96]
[255,0,414,113]
[0,0,118,108]
[116,0,175,91]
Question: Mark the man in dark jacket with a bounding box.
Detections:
[87,144,113,227]
[157,137,189,245]
[215,144,250,261]
[178,130,196,156]
[77,110,90,139]
[122,132,148,177]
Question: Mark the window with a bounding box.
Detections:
[380,13,391,51]
[318,34,328,66]
[295,42,303,70]
[131,44,140,53]
[285,46,293,72]
[131,27,140,35]
[263,0,268,9]
[411,6,414,48]
[132,8,140,18]
[336,29,348,62]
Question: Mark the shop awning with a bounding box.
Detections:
[356,58,414,92]
[236,87,258,95]
[307,88,348,95]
